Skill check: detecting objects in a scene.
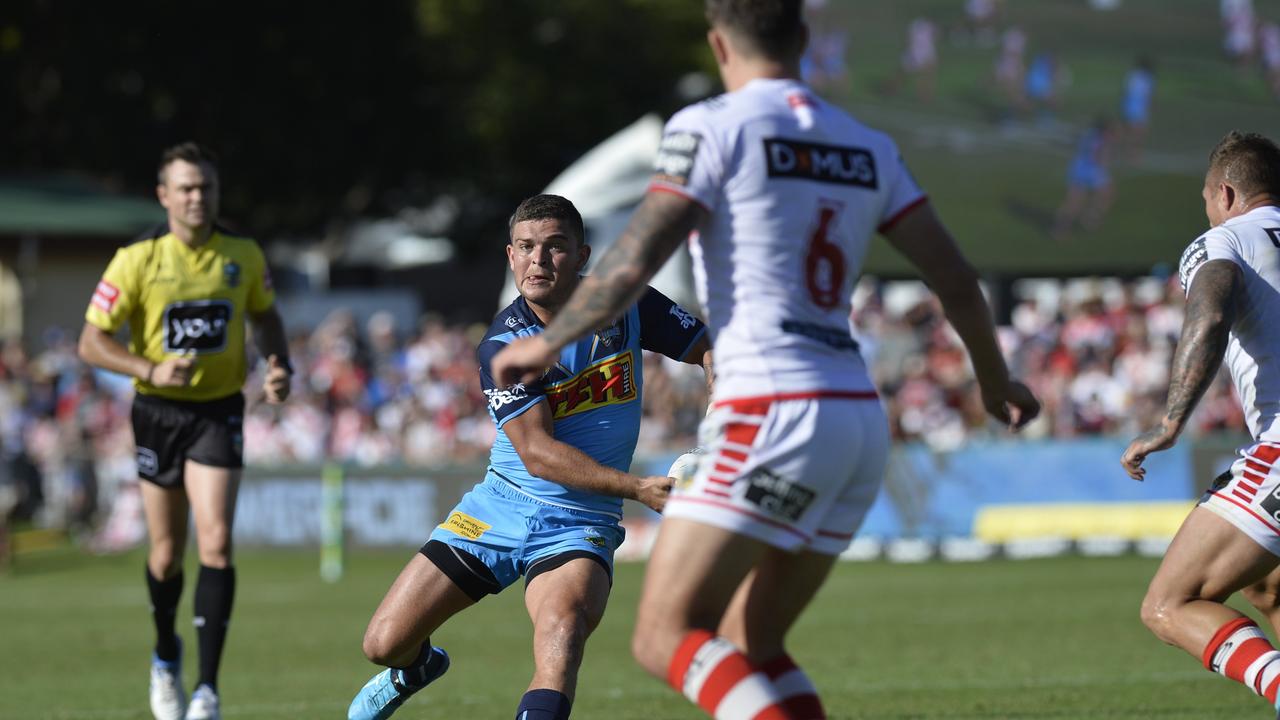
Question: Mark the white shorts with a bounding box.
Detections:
[1200,442,1280,557]
[664,392,889,555]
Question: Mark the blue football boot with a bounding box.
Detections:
[348,647,450,720]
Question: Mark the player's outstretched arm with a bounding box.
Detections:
[881,201,1040,429]
[491,192,707,388]
[1122,259,1240,480]
[504,399,672,512]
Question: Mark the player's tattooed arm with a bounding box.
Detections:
[540,191,706,349]
[1162,259,1241,434]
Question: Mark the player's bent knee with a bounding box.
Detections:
[1139,593,1178,643]
[361,620,410,666]
[631,626,667,678]
[541,605,592,643]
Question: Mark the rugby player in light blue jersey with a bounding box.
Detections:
[347,194,712,720]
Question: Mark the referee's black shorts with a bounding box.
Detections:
[131,392,245,488]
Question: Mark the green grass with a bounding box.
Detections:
[804,0,1280,276]
[1,549,1275,719]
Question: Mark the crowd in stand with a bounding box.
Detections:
[0,276,1246,537]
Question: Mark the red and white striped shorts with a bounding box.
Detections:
[664,392,889,555]
[1201,442,1280,556]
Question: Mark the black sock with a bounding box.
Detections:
[146,566,184,662]
[514,689,572,719]
[194,565,236,690]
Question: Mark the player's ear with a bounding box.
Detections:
[1221,182,1237,212]
[575,242,591,271]
[708,28,729,65]
[506,242,517,272]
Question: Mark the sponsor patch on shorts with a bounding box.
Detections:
[136,447,159,477]
[439,511,492,540]
[744,467,815,521]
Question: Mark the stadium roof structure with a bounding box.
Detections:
[0,175,162,237]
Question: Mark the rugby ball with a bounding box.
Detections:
[667,448,703,487]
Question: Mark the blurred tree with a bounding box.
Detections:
[0,0,709,253]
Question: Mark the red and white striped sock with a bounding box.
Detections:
[1202,617,1280,704]
[760,654,825,719]
[667,630,793,720]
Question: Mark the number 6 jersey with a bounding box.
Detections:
[1178,205,1280,444]
[651,78,926,402]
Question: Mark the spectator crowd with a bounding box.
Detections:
[0,275,1245,543]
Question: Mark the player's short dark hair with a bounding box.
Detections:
[158,142,218,183]
[705,0,805,60]
[1208,131,1280,199]
[508,194,585,246]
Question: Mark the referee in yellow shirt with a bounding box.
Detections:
[78,143,292,720]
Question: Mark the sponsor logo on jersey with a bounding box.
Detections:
[438,511,491,540]
[484,383,529,412]
[669,305,697,330]
[162,300,233,354]
[763,138,878,189]
[91,280,121,313]
[653,131,701,186]
[596,321,622,347]
[223,261,241,288]
[546,350,637,420]
[743,467,815,521]
[1178,238,1208,292]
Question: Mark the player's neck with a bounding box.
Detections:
[1228,195,1280,221]
[525,298,558,326]
[721,59,801,92]
[171,221,215,249]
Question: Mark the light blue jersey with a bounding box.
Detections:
[477,286,706,519]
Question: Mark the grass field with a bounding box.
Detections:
[1,548,1275,719]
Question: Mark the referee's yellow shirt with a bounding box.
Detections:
[85,224,276,402]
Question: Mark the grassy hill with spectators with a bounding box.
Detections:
[812,0,1280,276]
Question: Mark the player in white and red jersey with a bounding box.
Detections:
[492,2,1038,717]
[1123,131,1280,718]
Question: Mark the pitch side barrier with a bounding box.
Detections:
[232,434,1245,567]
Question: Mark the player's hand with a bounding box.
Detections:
[1121,420,1179,482]
[150,356,194,387]
[636,475,674,513]
[491,335,558,387]
[981,379,1041,431]
[262,354,292,404]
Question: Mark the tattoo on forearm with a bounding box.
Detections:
[1164,261,1238,428]
[541,194,702,348]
